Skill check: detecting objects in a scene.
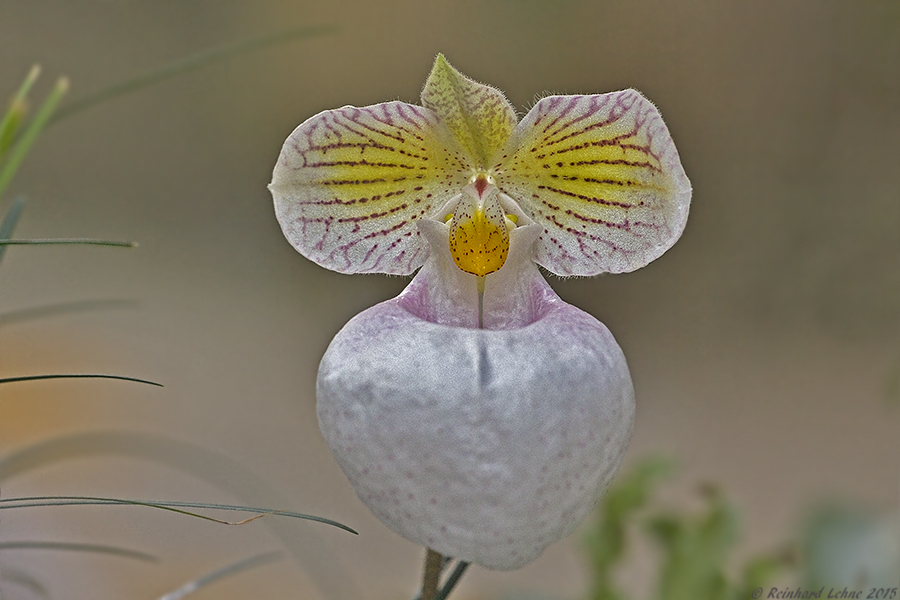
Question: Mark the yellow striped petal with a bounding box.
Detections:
[421,54,518,170]
[494,91,691,276]
[270,101,470,274]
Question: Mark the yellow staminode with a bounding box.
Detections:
[448,185,510,277]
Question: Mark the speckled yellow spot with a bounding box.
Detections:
[448,190,510,276]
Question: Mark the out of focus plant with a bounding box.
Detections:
[801,504,899,588]
[581,456,795,600]
[0,66,66,201]
[0,26,357,599]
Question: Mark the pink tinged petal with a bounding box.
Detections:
[269,101,470,274]
[420,54,519,169]
[397,199,542,329]
[495,91,692,276]
[316,218,635,570]
[397,218,481,328]
[479,203,550,330]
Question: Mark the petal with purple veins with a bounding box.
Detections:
[270,101,470,274]
[495,91,691,276]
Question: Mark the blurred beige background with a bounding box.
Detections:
[0,1,897,598]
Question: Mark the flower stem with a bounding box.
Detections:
[420,548,443,600]
[435,561,470,600]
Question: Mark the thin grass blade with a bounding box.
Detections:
[0,540,157,562]
[0,65,41,159]
[0,374,162,387]
[0,431,360,600]
[0,566,50,599]
[0,496,358,534]
[51,25,337,125]
[0,195,25,263]
[0,238,135,247]
[0,298,136,327]
[0,77,68,200]
[157,552,282,600]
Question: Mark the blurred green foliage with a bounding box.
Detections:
[0,66,67,204]
[582,457,795,600]
[584,456,672,600]
[801,504,899,588]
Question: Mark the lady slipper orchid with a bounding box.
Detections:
[270,55,690,571]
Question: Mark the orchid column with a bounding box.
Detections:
[270,55,690,573]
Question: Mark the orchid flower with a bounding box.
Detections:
[270,55,690,571]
